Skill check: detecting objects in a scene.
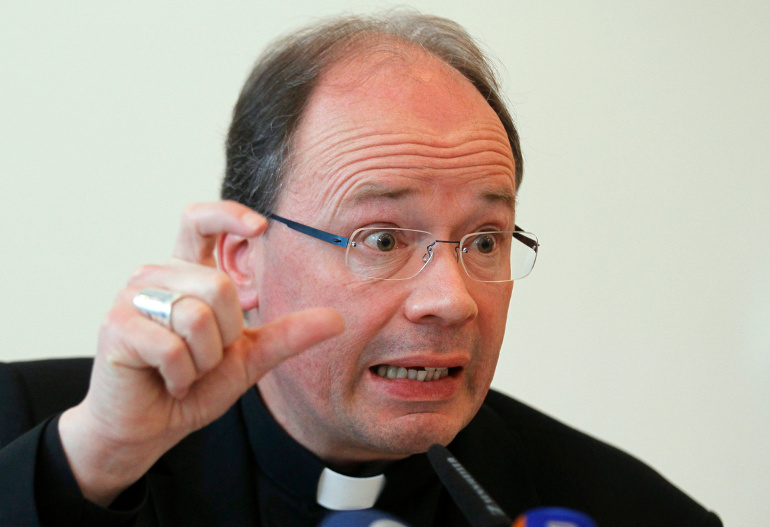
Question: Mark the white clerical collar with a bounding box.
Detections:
[316,467,386,510]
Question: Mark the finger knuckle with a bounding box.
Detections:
[184,302,214,334]
[101,307,124,328]
[97,308,147,365]
[197,346,223,375]
[99,309,125,342]
[182,202,204,221]
[99,307,131,339]
[209,270,236,300]
[116,287,142,307]
[162,337,190,367]
[128,264,162,285]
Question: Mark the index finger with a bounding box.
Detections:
[172,201,267,265]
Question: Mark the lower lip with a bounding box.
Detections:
[367,369,462,401]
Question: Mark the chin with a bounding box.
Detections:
[367,412,470,457]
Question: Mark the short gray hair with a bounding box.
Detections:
[222,12,523,214]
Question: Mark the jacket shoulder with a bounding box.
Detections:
[474,389,722,527]
[0,358,93,448]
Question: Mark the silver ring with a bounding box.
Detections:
[133,288,186,328]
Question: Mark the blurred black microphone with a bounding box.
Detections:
[427,444,596,527]
[318,510,412,527]
[427,444,512,527]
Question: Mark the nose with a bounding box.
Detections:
[403,241,478,325]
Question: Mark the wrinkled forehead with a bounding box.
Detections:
[278,43,516,219]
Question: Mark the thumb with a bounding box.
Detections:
[240,307,345,384]
[180,307,344,426]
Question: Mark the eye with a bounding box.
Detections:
[472,233,497,254]
[363,230,398,252]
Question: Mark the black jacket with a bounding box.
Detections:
[0,359,722,526]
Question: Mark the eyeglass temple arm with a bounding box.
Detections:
[268,214,350,248]
[513,225,539,251]
[270,213,535,252]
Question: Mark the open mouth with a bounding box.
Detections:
[371,365,459,382]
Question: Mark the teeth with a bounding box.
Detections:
[374,365,451,382]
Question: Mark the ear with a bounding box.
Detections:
[217,232,262,312]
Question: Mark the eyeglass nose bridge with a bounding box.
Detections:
[422,239,462,266]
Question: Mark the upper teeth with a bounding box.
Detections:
[375,365,450,381]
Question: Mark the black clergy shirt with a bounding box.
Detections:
[34,388,475,526]
[0,358,722,527]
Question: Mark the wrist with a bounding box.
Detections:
[58,405,161,506]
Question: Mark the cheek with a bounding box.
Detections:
[258,236,342,316]
[278,284,405,383]
[259,236,406,373]
[472,284,512,375]
[265,292,398,420]
[479,283,512,336]
[260,232,404,329]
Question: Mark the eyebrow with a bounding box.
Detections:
[480,188,516,210]
[348,182,516,210]
[349,183,418,204]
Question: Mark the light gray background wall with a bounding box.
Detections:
[1,2,767,524]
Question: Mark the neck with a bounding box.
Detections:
[257,378,408,472]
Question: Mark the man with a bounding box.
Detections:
[0,12,721,527]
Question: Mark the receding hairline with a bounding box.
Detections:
[223,11,523,215]
[282,34,515,182]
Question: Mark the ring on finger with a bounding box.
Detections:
[133,288,187,329]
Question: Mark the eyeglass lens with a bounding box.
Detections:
[345,228,537,282]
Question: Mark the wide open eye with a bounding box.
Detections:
[471,233,497,254]
[363,230,398,252]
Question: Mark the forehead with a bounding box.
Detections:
[280,43,516,220]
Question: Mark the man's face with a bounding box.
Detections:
[253,47,516,466]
